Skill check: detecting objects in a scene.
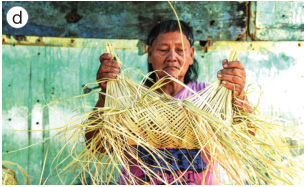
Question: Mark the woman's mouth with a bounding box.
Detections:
[164,66,179,70]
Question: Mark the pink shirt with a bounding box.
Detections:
[119,81,220,185]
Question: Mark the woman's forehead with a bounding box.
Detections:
[153,31,190,45]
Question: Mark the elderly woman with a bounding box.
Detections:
[86,20,251,185]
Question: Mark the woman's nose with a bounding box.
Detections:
[166,50,177,62]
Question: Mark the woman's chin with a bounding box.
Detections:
[157,71,183,80]
[165,70,180,77]
[162,73,178,79]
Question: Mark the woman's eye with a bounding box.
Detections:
[177,49,184,53]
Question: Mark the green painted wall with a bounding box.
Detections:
[2,1,305,185]
[250,1,304,41]
[2,38,306,184]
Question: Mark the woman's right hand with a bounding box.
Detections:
[97,53,121,92]
[89,53,120,152]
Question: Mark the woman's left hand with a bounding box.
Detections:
[217,59,254,115]
[217,59,246,97]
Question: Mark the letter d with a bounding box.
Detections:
[13,11,22,24]
[7,6,28,28]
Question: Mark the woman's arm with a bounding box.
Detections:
[232,91,253,114]
[217,59,255,136]
[84,94,105,146]
[85,53,120,151]
[232,92,255,136]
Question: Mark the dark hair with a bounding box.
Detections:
[145,20,199,87]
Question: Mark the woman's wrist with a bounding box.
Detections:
[95,91,106,108]
[232,91,253,113]
[99,93,105,102]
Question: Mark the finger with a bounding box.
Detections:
[219,68,246,77]
[223,61,244,70]
[102,60,121,69]
[221,81,242,95]
[217,72,245,85]
[222,59,228,67]
[97,72,118,80]
[99,53,113,63]
[99,64,120,74]
[97,68,118,81]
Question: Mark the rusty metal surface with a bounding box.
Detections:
[3,2,304,41]
[2,1,248,41]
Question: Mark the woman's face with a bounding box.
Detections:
[148,31,195,82]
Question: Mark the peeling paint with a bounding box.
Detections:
[3,39,306,183]
[2,1,305,184]
[254,1,304,41]
[2,1,248,41]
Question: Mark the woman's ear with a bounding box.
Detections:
[148,46,152,64]
[189,46,195,65]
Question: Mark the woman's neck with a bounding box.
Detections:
[160,79,184,97]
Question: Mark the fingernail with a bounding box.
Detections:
[223,64,228,68]
[217,74,222,78]
[222,81,226,84]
